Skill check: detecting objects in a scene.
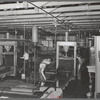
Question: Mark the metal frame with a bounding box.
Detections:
[56,41,77,77]
[0,41,17,76]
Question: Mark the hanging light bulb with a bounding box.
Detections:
[69,29,71,32]
[6,32,9,39]
[99,29,100,32]
[15,29,17,39]
[15,30,17,34]
[54,18,57,27]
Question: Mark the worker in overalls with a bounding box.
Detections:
[39,58,51,86]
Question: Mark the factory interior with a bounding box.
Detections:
[0,0,100,99]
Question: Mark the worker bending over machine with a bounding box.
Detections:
[39,58,51,86]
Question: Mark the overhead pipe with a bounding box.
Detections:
[0,38,31,42]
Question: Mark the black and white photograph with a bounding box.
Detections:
[0,0,99,99]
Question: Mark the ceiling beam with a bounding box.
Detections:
[0,1,100,12]
[0,9,100,20]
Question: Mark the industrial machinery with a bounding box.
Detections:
[56,41,77,89]
[0,32,77,98]
[56,42,77,77]
[0,41,17,78]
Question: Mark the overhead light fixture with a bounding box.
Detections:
[6,32,9,39]
[69,29,71,32]
[53,18,57,27]
[38,26,42,29]
[15,30,17,34]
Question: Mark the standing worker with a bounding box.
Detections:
[20,50,30,78]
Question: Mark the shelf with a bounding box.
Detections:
[1,52,15,55]
[59,57,74,60]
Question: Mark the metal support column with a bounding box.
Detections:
[65,31,69,42]
[23,25,26,75]
[32,25,38,85]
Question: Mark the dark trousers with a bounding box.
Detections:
[24,60,30,77]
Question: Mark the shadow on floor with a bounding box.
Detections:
[63,80,89,98]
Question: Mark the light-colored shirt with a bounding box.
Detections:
[39,59,51,70]
[23,52,29,60]
[39,59,51,80]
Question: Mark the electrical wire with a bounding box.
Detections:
[28,1,67,28]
